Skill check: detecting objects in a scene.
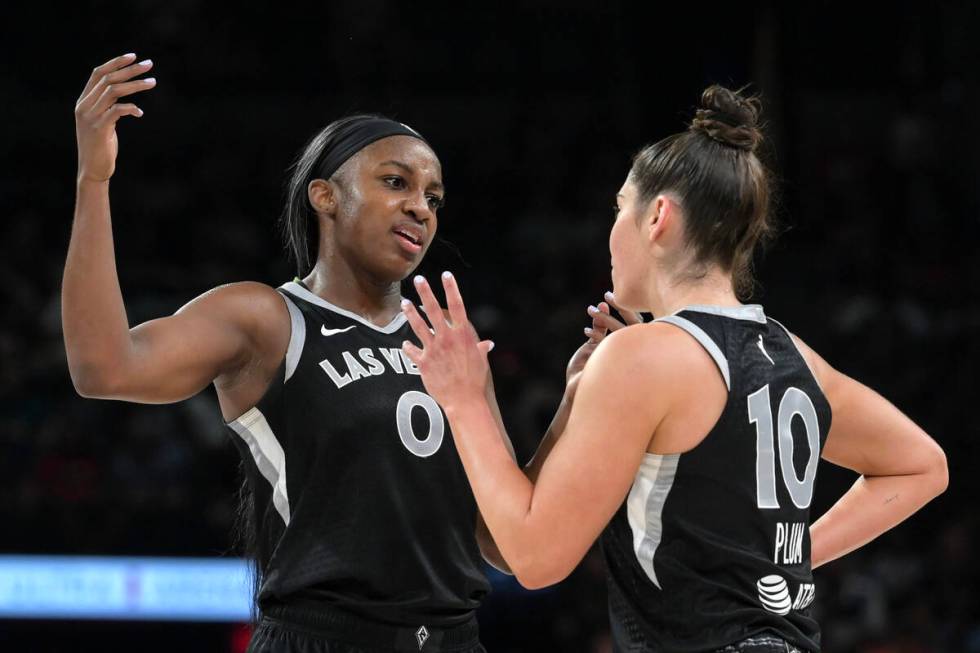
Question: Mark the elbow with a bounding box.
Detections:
[927,445,949,498]
[68,359,123,399]
[510,552,575,591]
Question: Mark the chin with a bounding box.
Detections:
[610,277,629,306]
[380,251,422,281]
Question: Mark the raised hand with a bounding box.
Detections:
[401,273,494,413]
[564,301,609,391]
[564,292,645,395]
[587,291,644,339]
[75,53,156,183]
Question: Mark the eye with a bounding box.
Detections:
[427,194,445,211]
[613,204,621,218]
[383,176,406,189]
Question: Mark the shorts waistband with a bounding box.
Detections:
[715,634,810,653]
[260,601,480,652]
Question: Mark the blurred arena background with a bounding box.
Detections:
[1,1,978,651]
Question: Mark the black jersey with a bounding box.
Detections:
[227,281,489,628]
[601,304,831,653]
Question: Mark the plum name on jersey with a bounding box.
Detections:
[319,347,419,389]
[774,522,805,565]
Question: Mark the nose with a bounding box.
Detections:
[403,190,432,223]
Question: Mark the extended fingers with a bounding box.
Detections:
[89,77,157,116]
[94,103,144,127]
[583,302,609,342]
[79,57,153,109]
[589,308,627,332]
[81,53,137,98]
[440,271,468,326]
[413,275,447,330]
[603,291,643,325]
[401,299,434,348]
[401,340,423,366]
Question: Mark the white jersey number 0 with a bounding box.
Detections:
[396,390,445,458]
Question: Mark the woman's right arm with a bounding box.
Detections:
[64,55,281,404]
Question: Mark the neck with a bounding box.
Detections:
[648,266,741,318]
[303,256,404,327]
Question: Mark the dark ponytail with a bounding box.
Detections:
[280,114,385,276]
[630,85,773,299]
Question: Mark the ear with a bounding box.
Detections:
[645,194,674,244]
[308,179,337,218]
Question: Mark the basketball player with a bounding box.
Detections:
[62,52,585,653]
[400,86,949,652]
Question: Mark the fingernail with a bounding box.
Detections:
[400,298,411,308]
[604,291,614,299]
[143,77,156,84]
[136,108,144,117]
[442,271,453,280]
[414,275,424,285]
[123,53,136,59]
[587,305,598,314]
[488,341,495,352]
[584,327,593,335]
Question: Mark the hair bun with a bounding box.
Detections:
[690,85,763,152]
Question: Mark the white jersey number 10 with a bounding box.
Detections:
[747,385,821,509]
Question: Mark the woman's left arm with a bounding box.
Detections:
[402,273,670,589]
[474,371,517,573]
[793,336,948,569]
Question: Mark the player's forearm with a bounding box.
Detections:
[523,385,574,483]
[445,400,546,581]
[810,465,947,568]
[474,375,517,574]
[62,179,134,394]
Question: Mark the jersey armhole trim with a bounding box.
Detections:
[654,315,731,391]
[767,318,825,394]
[229,407,291,526]
[280,293,306,383]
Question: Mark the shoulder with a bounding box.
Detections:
[591,321,717,374]
[175,281,291,343]
[568,323,711,450]
[178,281,287,317]
[582,322,717,398]
[184,281,285,307]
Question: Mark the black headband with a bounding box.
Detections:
[315,117,428,180]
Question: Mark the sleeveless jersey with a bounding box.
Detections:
[226,281,489,627]
[601,304,830,652]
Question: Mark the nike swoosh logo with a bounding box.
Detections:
[321,325,356,337]
[757,334,775,366]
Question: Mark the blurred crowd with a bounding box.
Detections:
[2,1,978,651]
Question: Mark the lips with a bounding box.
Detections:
[392,224,425,256]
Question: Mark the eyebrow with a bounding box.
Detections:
[379,160,445,192]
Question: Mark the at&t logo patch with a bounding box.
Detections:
[757,574,816,614]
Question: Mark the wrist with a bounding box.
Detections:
[443,394,491,422]
[77,171,111,188]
